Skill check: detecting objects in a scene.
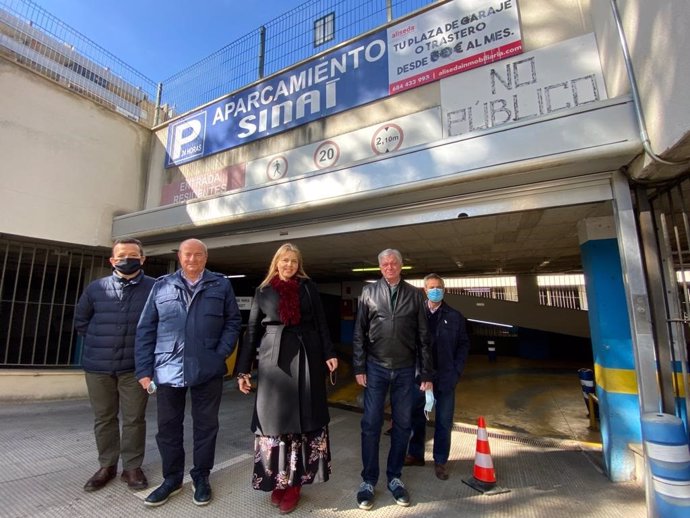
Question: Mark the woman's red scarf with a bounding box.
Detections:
[270,276,301,326]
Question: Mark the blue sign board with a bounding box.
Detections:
[166,30,389,167]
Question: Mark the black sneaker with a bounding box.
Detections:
[144,480,182,507]
[387,478,410,507]
[356,482,375,510]
[192,476,212,506]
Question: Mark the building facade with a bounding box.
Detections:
[1,1,689,507]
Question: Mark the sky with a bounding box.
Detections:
[28,0,309,81]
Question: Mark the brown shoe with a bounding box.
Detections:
[434,463,449,480]
[404,455,425,467]
[83,466,117,491]
[121,467,149,490]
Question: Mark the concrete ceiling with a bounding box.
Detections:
[192,200,614,282]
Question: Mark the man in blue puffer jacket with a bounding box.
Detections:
[74,238,155,492]
[135,238,242,508]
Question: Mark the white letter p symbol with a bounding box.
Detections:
[172,120,202,160]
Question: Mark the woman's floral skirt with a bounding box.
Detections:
[252,426,331,491]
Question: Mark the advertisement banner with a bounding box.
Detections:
[388,0,522,94]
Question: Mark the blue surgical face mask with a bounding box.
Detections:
[424,389,435,420]
[427,287,444,303]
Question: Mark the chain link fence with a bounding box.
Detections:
[158,0,438,120]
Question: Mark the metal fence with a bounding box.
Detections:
[0,0,159,125]
[408,276,520,302]
[0,238,170,368]
[159,0,440,118]
[408,274,590,309]
[0,239,102,367]
[537,274,588,310]
[643,177,690,416]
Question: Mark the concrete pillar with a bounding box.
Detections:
[578,216,641,481]
[515,274,548,358]
[516,274,539,304]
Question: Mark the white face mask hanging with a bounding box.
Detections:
[424,389,435,420]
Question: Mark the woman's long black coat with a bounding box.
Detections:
[236,278,336,436]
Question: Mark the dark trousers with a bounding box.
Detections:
[408,386,456,465]
[360,361,415,485]
[155,376,224,484]
[85,371,148,470]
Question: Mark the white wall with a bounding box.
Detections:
[0,58,151,247]
[591,0,690,173]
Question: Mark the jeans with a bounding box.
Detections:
[360,361,415,485]
[85,371,148,470]
[155,376,224,484]
[408,386,456,465]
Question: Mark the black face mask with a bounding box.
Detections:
[113,258,142,275]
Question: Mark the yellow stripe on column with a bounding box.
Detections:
[594,364,639,394]
[673,372,688,397]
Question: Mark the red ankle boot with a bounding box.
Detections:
[271,488,286,507]
[279,486,301,514]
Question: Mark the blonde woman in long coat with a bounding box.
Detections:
[236,243,338,515]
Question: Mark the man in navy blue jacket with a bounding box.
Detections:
[405,273,470,481]
[74,238,155,492]
[135,238,242,508]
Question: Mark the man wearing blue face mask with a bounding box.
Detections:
[75,238,155,492]
[404,273,470,481]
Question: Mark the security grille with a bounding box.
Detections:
[0,237,169,368]
[642,177,690,415]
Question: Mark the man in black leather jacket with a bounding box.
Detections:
[352,248,434,510]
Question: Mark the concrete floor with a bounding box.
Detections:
[329,354,601,445]
[0,380,645,518]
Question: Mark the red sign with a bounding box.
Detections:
[160,164,246,205]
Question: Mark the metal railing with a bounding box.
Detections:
[407,276,520,302]
[538,286,588,310]
[0,237,170,368]
[0,0,158,125]
[0,238,102,367]
[644,176,690,425]
[538,274,588,310]
[409,274,590,308]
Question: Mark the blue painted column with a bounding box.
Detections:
[579,217,641,481]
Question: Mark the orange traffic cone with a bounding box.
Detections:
[462,417,510,495]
